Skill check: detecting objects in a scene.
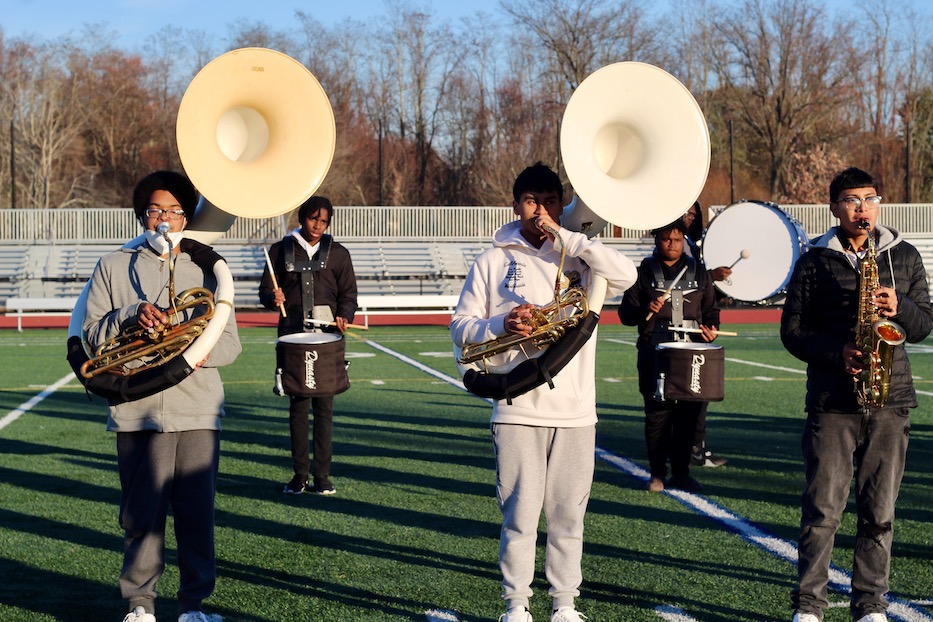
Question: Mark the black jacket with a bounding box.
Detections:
[259,234,358,337]
[619,254,721,397]
[780,225,933,413]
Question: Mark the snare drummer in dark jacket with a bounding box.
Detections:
[781,167,933,622]
[619,218,720,494]
[259,195,358,496]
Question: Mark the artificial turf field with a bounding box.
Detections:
[0,323,931,622]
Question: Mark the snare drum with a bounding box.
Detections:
[654,342,724,402]
[701,200,808,304]
[275,332,350,397]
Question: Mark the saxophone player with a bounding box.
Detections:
[781,167,933,622]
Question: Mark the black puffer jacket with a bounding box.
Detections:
[781,225,933,413]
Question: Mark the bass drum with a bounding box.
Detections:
[701,200,808,304]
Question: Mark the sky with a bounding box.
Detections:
[2,0,504,49]
[2,0,864,52]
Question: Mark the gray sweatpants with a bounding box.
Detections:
[491,423,596,611]
[793,408,909,619]
[116,429,219,616]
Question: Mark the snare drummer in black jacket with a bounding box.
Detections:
[619,219,720,494]
[781,167,932,622]
[259,195,358,495]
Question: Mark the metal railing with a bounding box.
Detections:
[2,203,933,245]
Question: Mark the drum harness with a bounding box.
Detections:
[648,255,700,344]
[283,233,332,333]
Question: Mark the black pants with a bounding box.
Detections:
[643,396,702,479]
[693,402,708,449]
[288,394,334,485]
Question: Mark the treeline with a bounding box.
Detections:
[1,0,932,212]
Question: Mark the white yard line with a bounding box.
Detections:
[655,605,697,621]
[0,373,76,432]
[424,609,460,621]
[369,339,933,622]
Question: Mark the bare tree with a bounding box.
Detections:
[711,0,855,198]
[7,41,90,209]
[367,2,458,205]
[500,0,662,94]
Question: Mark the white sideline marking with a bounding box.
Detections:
[725,356,805,374]
[0,373,76,432]
[367,339,933,622]
[425,609,460,621]
[655,605,696,621]
[593,452,933,622]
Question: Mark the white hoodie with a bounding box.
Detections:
[451,221,637,426]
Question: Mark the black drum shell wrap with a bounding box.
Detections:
[655,342,724,402]
[276,333,349,397]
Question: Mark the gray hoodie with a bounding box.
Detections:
[83,240,241,432]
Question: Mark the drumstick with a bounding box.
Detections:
[728,249,751,269]
[669,326,739,337]
[304,318,369,331]
[646,264,688,321]
[262,246,287,318]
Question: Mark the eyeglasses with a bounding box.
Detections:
[835,195,882,211]
[145,208,186,221]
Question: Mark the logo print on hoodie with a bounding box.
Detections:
[503,260,525,291]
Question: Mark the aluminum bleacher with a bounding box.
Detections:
[0,246,28,301]
[6,236,933,315]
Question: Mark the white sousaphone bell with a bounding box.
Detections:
[179,47,336,245]
[454,62,711,391]
[67,48,336,399]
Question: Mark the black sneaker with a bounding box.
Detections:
[311,480,336,495]
[666,475,704,492]
[691,445,728,467]
[283,476,309,494]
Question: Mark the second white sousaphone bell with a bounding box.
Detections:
[560,62,711,235]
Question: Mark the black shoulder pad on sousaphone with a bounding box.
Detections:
[456,62,711,400]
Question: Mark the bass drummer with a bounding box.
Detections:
[259,195,358,496]
[619,218,721,494]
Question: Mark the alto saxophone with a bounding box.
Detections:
[854,221,905,408]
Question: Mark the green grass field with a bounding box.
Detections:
[1,324,931,622]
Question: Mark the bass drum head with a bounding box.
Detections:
[277,332,341,345]
[701,201,807,303]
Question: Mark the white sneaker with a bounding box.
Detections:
[122,607,156,622]
[499,606,533,622]
[854,614,887,622]
[792,613,819,622]
[178,612,223,622]
[551,607,587,622]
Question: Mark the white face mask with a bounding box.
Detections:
[144,228,185,256]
